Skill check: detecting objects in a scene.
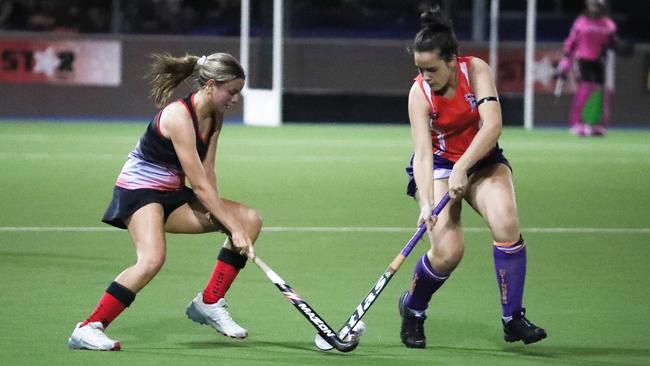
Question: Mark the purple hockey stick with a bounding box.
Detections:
[316,193,451,350]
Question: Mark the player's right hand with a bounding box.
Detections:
[556,56,571,79]
[418,204,438,232]
[231,231,254,257]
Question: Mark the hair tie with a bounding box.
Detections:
[197,55,207,66]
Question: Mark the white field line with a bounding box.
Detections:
[0,152,406,163]
[0,226,649,234]
[0,152,648,164]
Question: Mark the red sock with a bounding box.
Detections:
[81,292,127,329]
[202,260,239,304]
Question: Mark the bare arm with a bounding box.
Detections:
[408,82,436,231]
[160,104,251,252]
[448,57,502,198]
[202,113,224,191]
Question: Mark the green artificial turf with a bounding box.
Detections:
[1,121,649,366]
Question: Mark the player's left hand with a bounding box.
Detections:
[448,167,468,200]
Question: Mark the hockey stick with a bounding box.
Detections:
[554,77,565,98]
[249,254,359,352]
[315,193,451,350]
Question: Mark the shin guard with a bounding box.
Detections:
[493,236,526,319]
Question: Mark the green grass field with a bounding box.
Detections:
[1,121,649,366]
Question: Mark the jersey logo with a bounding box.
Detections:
[465,93,477,112]
[428,111,439,131]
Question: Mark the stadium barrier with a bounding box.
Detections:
[1,32,648,126]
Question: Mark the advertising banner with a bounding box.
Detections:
[0,39,121,86]
[463,47,567,94]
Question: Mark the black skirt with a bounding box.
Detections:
[102,186,195,229]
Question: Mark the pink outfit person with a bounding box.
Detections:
[558,0,617,136]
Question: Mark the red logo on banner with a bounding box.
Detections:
[462,47,568,94]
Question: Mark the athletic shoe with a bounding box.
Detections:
[592,125,607,136]
[68,322,121,351]
[503,308,547,344]
[186,293,248,339]
[581,124,594,136]
[570,124,584,136]
[398,291,427,348]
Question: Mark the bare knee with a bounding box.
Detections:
[135,252,166,279]
[430,245,464,274]
[244,208,263,241]
[490,212,520,243]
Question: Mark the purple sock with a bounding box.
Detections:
[493,236,527,318]
[405,254,449,311]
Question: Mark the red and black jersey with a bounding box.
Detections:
[137,93,216,170]
[115,93,216,191]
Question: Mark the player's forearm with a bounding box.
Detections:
[455,122,501,172]
[413,153,434,205]
[192,183,242,234]
[204,166,217,191]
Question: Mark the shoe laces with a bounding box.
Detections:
[414,317,425,338]
[405,314,425,337]
[213,301,235,324]
[519,315,537,328]
[86,322,112,341]
[510,312,538,332]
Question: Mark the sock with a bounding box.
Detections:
[82,281,136,329]
[404,254,449,312]
[569,81,597,126]
[493,235,527,319]
[202,247,248,304]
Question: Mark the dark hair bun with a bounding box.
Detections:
[420,6,452,32]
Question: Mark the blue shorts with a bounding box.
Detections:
[102,186,195,229]
[405,147,511,197]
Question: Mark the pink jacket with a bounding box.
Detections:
[564,15,617,61]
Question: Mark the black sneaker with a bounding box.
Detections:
[398,291,427,348]
[503,308,547,344]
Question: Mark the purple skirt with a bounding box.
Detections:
[405,147,511,197]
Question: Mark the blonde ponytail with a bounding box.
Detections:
[146,52,245,108]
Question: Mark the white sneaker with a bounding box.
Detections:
[68,322,121,351]
[186,293,248,339]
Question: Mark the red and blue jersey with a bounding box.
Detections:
[414,56,480,163]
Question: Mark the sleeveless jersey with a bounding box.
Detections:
[115,93,216,191]
[414,56,481,162]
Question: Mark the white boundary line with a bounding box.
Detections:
[0,226,649,234]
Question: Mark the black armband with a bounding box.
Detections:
[477,96,499,107]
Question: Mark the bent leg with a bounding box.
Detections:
[467,164,546,343]
[399,181,463,348]
[165,197,262,243]
[466,164,525,318]
[166,197,261,338]
[115,203,167,292]
[166,197,262,303]
[81,203,166,330]
[404,180,464,312]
